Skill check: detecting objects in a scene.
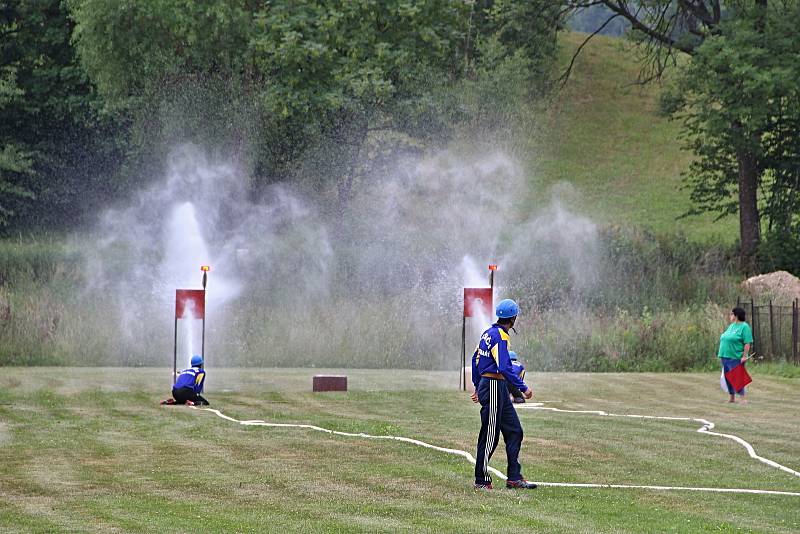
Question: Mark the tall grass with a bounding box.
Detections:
[0,238,81,286]
[0,239,82,365]
[515,302,727,372]
[0,229,775,372]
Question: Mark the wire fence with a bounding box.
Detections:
[737,298,799,363]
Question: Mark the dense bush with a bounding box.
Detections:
[759,227,800,276]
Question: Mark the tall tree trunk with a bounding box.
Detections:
[736,0,767,274]
[737,147,760,273]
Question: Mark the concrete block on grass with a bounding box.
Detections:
[313,375,347,392]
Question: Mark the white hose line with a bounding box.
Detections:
[516,404,800,478]
[200,407,505,480]
[192,407,800,497]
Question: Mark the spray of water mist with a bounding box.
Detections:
[80,139,603,370]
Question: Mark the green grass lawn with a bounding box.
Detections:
[532,33,738,242]
[0,368,798,533]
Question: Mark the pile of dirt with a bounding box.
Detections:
[740,271,800,304]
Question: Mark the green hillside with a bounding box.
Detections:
[534,32,737,242]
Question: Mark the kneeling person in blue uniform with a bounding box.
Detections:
[507,351,527,404]
[170,354,209,406]
[471,299,536,490]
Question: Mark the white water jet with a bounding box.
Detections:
[177,302,203,366]
[161,202,211,290]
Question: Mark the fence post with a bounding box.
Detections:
[768,300,775,360]
[750,300,757,357]
[793,298,798,363]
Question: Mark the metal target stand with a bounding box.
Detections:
[460,264,497,391]
[173,265,210,384]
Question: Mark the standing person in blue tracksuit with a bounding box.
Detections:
[470,299,536,490]
[169,354,210,406]
[507,351,527,404]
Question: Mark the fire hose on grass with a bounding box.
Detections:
[185,403,800,497]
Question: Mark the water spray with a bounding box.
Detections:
[173,266,210,384]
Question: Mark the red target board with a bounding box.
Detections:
[175,289,205,319]
[464,287,493,318]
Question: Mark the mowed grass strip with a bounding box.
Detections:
[0,368,798,533]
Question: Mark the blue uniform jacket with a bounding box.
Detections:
[511,360,526,382]
[471,324,528,393]
[174,366,205,393]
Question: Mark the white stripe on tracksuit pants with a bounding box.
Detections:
[475,376,524,485]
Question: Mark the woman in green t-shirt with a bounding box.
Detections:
[717,307,753,403]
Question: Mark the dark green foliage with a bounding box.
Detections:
[0,65,34,223]
[473,0,561,81]
[69,0,262,187]
[71,0,255,103]
[0,0,124,231]
[1,1,565,230]
[667,4,800,212]
[249,0,470,190]
[660,2,800,271]
[64,0,563,200]
[759,228,800,275]
[567,2,800,272]
[452,0,562,133]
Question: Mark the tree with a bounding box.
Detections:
[0,0,121,231]
[664,3,800,273]
[564,1,795,273]
[0,65,34,225]
[71,1,560,190]
[69,0,563,224]
[250,0,563,202]
[70,1,471,192]
[248,0,472,201]
[70,0,260,178]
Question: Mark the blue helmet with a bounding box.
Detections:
[191,354,204,367]
[496,299,520,319]
[509,351,518,361]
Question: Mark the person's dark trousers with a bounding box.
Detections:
[474,377,524,485]
[172,387,210,406]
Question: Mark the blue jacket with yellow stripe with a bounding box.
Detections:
[511,360,526,382]
[174,366,205,393]
[471,324,528,393]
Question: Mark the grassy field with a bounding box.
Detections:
[532,33,738,242]
[1,368,798,533]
